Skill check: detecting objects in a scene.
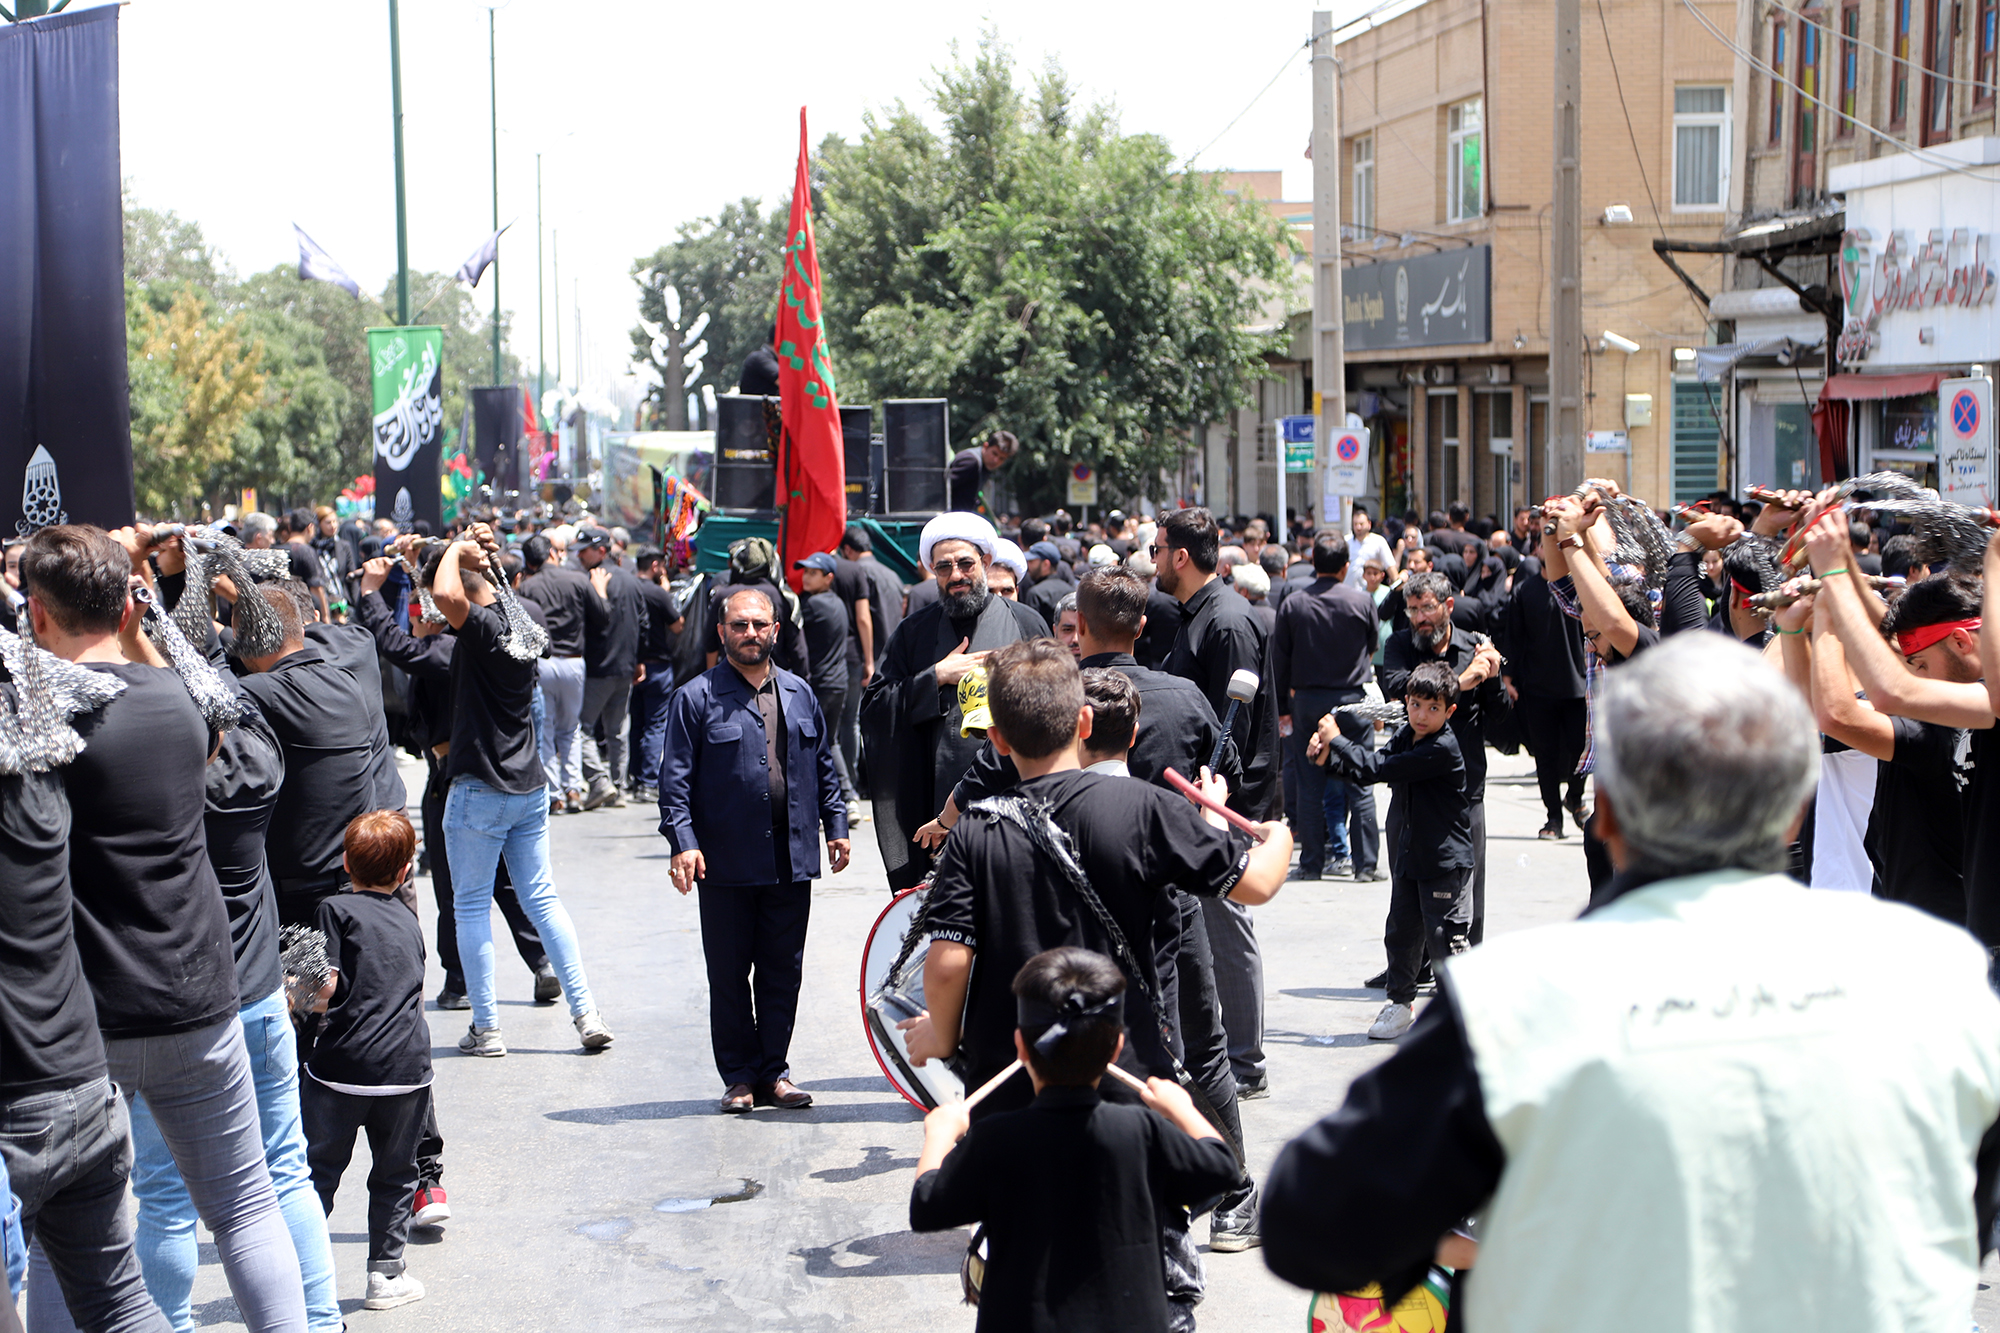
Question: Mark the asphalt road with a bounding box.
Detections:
[163,749,2000,1329]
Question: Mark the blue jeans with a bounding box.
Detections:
[128,991,339,1332]
[444,777,598,1031]
[632,670,675,788]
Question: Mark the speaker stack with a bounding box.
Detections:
[840,404,879,515]
[882,398,950,515]
[711,394,779,511]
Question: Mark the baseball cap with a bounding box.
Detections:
[575,526,612,550]
[958,666,993,737]
[1026,541,1062,563]
[794,552,838,573]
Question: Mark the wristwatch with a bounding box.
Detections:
[1673,530,1703,553]
[1557,535,1582,552]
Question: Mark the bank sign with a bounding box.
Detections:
[1342,246,1492,351]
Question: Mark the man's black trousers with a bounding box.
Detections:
[696,881,812,1087]
[423,765,545,991]
[1515,693,1586,832]
[301,1081,426,1276]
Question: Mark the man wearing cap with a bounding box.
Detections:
[947,430,1018,515]
[575,527,650,810]
[796,552,860,814]
[1022,540,1073,625]
[859,512,1048,891]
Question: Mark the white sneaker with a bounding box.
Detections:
[457,1024,506,1058]
[364,1271,425,1310]
[574,1011,614,1050]
[1367,1001,1415,1041]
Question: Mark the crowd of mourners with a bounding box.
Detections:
[3,467,2000,1333]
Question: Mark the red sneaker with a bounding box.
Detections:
[413,1185,451,1226]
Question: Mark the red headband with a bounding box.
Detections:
[1895,618,1981,657]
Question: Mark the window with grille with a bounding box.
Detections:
[1672,381,1723,503]
[1770,16,1789,143]
[1980,0,1999,105]
[1446,100,1482,224]
[1674,87,1729,207]
[1838,1,1861,130]
[1892,0,1913,127]
[1352,136,1375,234]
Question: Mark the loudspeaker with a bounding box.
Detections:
[882,398,949,514]
[841,404,876,513]
[712,393,778,511]
[471,386,523,492]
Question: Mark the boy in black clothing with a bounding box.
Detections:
[1312,660,1473,1041]
[301,810,433,1311]
[910,948,1239,1333]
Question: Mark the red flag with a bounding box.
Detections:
[775,107,846,589]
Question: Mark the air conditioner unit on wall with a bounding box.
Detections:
[1484,363,1511,384]
[1426,364,1456,385]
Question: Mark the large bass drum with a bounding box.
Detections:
[860,887,966,1110]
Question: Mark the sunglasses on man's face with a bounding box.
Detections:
[1148,543,1168,559]
[933,557,980,575]
[726,619,774,633]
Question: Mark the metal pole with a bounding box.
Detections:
[489,8,502,384]
[1311,11,1348,532]
[389,0,409,325]
[551,231,561,383]
[1551,0,1585,490]
[536,153,545,404]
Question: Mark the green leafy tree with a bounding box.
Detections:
[630,199,788,429]
[128,286,265,516]
[815,39,1295,513]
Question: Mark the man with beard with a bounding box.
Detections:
[1155,507,1282,1103]
[859,513,1048,891]
[1377,572,1506,953]
[659,587,850,1112]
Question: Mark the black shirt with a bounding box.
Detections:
[0,756,107,1094]
[1272,577,1377,702]
[447,601,545,796]
[636,578,678,664]
[948,447,987,513]
[1379,625,1507,804]
[583,563,649,679]
[910,1087,1239,1333]
[308,890,431,1091]
[305,623,408,815]
[738,345,780,396]
[67,664,239,1038]
[1498,563,1587,700]
[1962,727,2000,948]
[1133,588,1182,671]
[519,564,592,657]
[830,559,871,672]
[1325,724,1473,880]
[801,590,851,694]
[205,705,286,1004]
[240,646,383,883]
[1166,577,1281,818]
[856,557,906,664]
[1867,717,1966,925]
[926,770,1250,1097]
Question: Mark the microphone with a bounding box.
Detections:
[1208,668,1260,773]
[141,523,188,545]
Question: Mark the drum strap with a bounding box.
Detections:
[966,794,1243,1167]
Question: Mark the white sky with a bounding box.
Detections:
[94,0,1357,403]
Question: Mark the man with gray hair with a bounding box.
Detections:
[1262,632,2000,1331]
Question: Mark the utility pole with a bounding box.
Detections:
[1311,10,1348,533]
[1551,0,1585,490]
[388,0,410,324]
[487,8,502,384]
[551,231,561,383]
[536,153,545,405]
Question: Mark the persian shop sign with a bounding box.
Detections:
[1836,228,1998,363]
[1342,246,1492,351]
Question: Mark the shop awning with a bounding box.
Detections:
[1820,371,1943,401]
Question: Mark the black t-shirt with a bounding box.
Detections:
[637,578,678,664]
[205,704,286,1004]
[0,754,108,1094]
[1866,716,1967,925]
[1604,622,1662,666]
[1962,726,2000,948]
[447,601,545,796]
[67,665,239,1038]
[284,541,323,590]
[830,559,871,670]
[519,565,592,657]
[927,770,1250,1092]
[801,590,851,694]
[308,890,431,1090]
[584,564,649,679]
[948,447,986,513]
[240,646,383,883]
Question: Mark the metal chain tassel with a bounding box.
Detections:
[0,621,126,775]
[485,551,548,662]
[132,586,243,730]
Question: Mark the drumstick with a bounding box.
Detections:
[1163,767,1268,841]
[1103,1063,1151,1095]
[958,1060,1023,1110]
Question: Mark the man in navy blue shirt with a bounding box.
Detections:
[659,586,850,1113]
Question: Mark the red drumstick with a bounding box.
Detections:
[1163,767,1268,841]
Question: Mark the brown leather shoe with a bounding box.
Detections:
[719,1084,755,1114]
[755,1078,813,1109]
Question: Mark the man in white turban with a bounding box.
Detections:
[859,512,1049,890]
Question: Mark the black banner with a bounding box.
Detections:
[0,7,133,534]
[1341,246,1492,352]
[471,385,522,494]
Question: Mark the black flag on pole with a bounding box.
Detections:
[455,222,511,288]
[294,225,362,297]
[0,7,134,533]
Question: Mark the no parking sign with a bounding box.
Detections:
[1325,428,1369,496]
[1940,377,1994,507]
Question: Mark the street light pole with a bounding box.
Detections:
[389,0,410,324]
[489,7,502,384]
[536,153,545,405]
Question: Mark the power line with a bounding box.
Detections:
[1595,0,1665,234]
[1783,0,1997,94]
